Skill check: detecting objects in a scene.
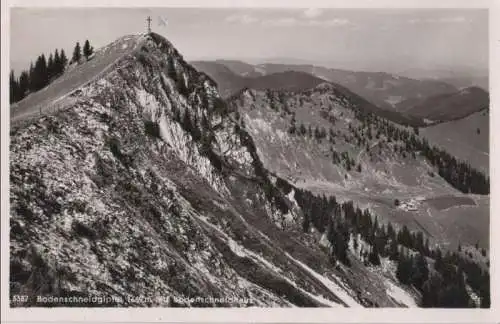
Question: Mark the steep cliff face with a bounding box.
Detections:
[10,33,419,307]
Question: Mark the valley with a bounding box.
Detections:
[228,86,489,250]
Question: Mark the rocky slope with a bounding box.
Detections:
[189,60,247,98]
[10,33,421,307]
[227,85,489,251]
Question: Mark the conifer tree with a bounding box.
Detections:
[54,49,60,74]
[31,55,47,91]
[72,42,82,64]
[389,238,399,261]
[10,70,19,103]
[18,71,29,100]
[396,250,412,285]
[425,238,430,255]
[387,222,395,240]
[39,54,48,87]
[28,62,35,91]
[83,39,94,60]
[421,274,442,307]
[411,253,429,290]
[369,245,381,265]
[60,49,68,71]
[47,53,54,80]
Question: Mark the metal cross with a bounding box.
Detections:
[147,16,152,33]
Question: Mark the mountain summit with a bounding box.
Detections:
[10,33,489,308]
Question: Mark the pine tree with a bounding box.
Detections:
[28,62,35,91]
[39,54,48,87]
[415,231,425,253]
[31,55,48,91]
[387,222,395,240]
[411,253,429,290]
[10,70,19,103]
[479,273,490,308]
[54,49,60,74]
[72,42,82,64]
[60,49,68,70]
[369,245,381,266]
[47,53,54,80]
[421,274,442,307]
[83,39,94,60]
[396,250,412,285]
[330,222,350,266]
[18,71,30,100]
[389,238,399,261]
[398,225,412,248]
[434,248,444,272]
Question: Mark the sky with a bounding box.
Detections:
[10,7,489,75]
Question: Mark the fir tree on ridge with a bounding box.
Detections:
[83,40,94,60]
[72,42,82,64]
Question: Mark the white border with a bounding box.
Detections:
[1,0,499,323]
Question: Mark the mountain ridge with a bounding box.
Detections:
[9,32,385,307]
[404,86,489,122]
[9,33,489,308]
[193,62,426,127]
[191,60,462,116]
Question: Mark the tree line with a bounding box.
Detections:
[139,59,490,308]
[261,90,490,307]
[285,95,489,195]
[353,110,489,195]
[289,186,489,308]
[224,83,491,308]
[10,40,94,104]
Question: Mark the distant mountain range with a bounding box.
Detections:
[404,87,489,122]
[397,67,488,90]
[191,60,489,124]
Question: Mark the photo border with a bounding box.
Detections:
[1,0,499,322]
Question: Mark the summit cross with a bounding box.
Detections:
[147,16,152,33]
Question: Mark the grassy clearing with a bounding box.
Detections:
[425,196,476,210]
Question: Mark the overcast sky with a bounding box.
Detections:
[10,8,488,75]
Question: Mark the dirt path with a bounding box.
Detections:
[356,140,381,164]
[10,34,146,125]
